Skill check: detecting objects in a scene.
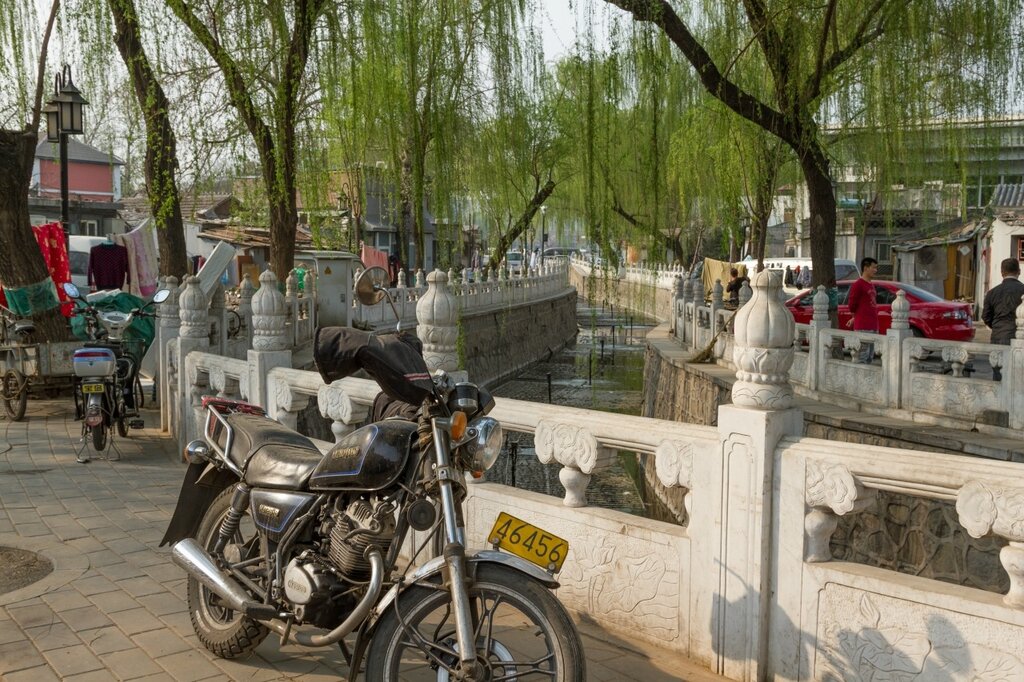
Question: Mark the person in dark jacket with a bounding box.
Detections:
[982,258,1024,380]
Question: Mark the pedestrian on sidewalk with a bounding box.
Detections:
[981,257,1024,381]
[846,257,879,364]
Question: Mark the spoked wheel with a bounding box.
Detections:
[366,563,586,681]
[186,486,269,659]
[2,369,28,421]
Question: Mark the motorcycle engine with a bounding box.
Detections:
[283,552,341,626]
[326,497,396,580]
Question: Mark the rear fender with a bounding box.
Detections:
[371,549,559,622]
[159,461,239,546]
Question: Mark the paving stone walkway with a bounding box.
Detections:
[0,400,723,681]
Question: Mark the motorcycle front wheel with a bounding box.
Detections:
[186,486,269,659]
[366,563,585,681]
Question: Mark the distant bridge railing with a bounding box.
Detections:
[179,268,1024,681]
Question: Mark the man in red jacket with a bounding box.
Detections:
[846,257,879,364]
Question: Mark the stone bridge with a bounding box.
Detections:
[165,259,1024,681]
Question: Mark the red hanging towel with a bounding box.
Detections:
[31,222,73,316]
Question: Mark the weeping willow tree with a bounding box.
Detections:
[164,0,330,280]
[0,0,69,341]
[323,0,528,270]
[602,0,1023,288]
[105,0,187,277]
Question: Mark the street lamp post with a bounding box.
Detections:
[540,205,547,266]
[44,64,88,253]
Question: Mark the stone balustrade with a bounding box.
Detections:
[179,262,1024,680]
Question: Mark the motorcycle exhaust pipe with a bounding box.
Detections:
[171,539,278,620]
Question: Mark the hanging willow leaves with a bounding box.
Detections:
[164,0,330,280]
[600,0,1023,288]
[107,0,187,278]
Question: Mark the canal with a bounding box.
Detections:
[488,302,686,525]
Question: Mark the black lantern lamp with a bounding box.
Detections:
[54,69,88,134]
[43,64,88,252]
[42,102,61,142]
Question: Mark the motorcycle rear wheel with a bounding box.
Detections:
[366,563,585,681]
[91,423,107,451]
[186,486,269,659]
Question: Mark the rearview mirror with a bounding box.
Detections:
[355,267,391,306]
[151,289,170,304]
[63,282,81,299]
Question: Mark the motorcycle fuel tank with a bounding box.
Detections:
[309,420,417,492]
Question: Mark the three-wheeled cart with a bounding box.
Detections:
[0,305,80,421]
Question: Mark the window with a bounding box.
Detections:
[1015,236,1024,261]
[80,219,98,236]
[374,232,393,252]
[875,242,893,264]
[874,286,897,305]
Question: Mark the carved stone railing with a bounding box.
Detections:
[669,281,1024,433]
[176,259,1024,679]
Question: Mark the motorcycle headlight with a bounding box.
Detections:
[459,417,502,474]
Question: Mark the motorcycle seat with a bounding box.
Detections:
[245,444,324,490]
[215,413,321,474]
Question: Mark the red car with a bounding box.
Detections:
[785,280,975,341]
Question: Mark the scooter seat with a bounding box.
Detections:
[13,320,35,337]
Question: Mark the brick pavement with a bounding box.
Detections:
[0,400,724,681]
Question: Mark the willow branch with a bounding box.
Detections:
[810,0,839,101]
[606,0,794,146]
[30,0,61,134]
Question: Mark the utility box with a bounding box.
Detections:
[294,250,358,328]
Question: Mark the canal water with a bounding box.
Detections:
[487,302,686,526]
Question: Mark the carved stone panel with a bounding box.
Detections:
[815,585,1024,680]
[822,362,883,403]
[909,375,1000,418]
[466,493,684,643]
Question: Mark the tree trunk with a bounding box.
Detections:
[0,130,69,342]
[798,143,837,289]
[487,180,555,271]
[109,0,187,280]
[398,148,413,269]
[268,191,298,282]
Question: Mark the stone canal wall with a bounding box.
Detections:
[642,323,1010,595]
[569,264,673,322]
[461,288,579,388]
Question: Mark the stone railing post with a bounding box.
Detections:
[535,420,616,507]
[710,279,724,331]
[415,269,425,288]
[738,280,752,308]
[688,268,803,680]
[318,381,370,442]
[672,276,685,335]
[682,276,694,346]
[885,289,911,407]
[238,273,255,349]
[397,269,407,288]
[416,270,460,374]
[158,275,180,432]
[175,276,210,449]
[1004,295,1024,429]
[956,480,1024,607]
[248,270,291,410]
[807,285,830,392]
[286,268,299,347]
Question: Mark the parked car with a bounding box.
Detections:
[543,246,576,258]
[505,250,525,277]
[785,280,974,341]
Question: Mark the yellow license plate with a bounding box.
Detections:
[81,383,105,394]
[488,512,569,573]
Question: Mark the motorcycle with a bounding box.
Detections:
[161,266,585,681]
[63,283,169,459]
